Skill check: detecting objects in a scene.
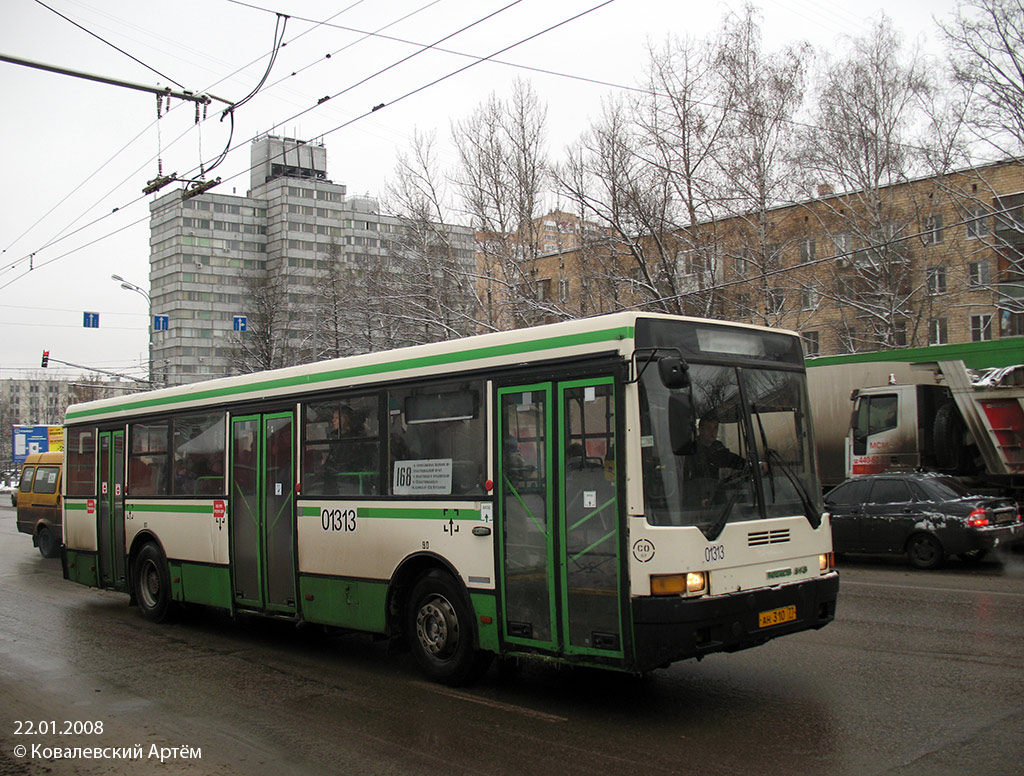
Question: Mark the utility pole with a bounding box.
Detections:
[0,53,228,106]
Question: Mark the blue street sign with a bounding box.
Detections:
[233,315,247,332]
[154,315,169,331]
[83,311,100,328]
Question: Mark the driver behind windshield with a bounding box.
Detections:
[684,411,747,506]
[688,413,746,477]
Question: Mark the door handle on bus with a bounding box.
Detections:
[472,526,491,536]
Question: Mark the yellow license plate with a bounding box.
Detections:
[758,605,797,628]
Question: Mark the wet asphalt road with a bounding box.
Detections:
[1,504,1023,776]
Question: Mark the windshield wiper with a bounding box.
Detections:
[750,402,820,527]
[765,448,821,528]
[707,490,741,541]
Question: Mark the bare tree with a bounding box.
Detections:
[226,270,296,373]
[716,4,808,327]
[557,27,733,319]
[452,79,550,329]
[384,131,483,341]
[936,0,1024,333]
[311,240,352,361]
[795,16,937,351]
[940,0,1024,158]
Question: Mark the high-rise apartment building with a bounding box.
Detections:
[149,135,475,386]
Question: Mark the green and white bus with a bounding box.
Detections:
[61,312,838,684]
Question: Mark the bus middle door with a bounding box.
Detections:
[97,429,127,591]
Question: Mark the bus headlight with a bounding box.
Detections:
[819,552,834,572]
[651,572,707,596]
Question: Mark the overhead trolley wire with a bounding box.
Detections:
[33,0,188,89]
[0,0,437,277]
[0,1,610,292]
[7,0,973,299]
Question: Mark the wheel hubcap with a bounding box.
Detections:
[416,595,459,658]
[140,560,160,607]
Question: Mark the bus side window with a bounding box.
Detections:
[302,395,380,496]
[66,428,96,497]
[172,412,226,496]
[129,422,170,496]
[388,382,485,496]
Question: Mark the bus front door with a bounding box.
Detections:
[230,413,297,614]
[96,430,127,591]
[498,378,623,660]
[558,378,622,658]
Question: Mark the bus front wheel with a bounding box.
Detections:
[406,570,490,685]
[133,543,176,622]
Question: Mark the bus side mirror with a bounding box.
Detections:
[659,357,690,389]
[668,392,697,455]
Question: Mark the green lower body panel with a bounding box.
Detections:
[470,592,499,653]
[299,576,388,633]
[64,549,99,588]
[169,562,233,610]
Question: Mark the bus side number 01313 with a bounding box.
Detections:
[321,508,357,533]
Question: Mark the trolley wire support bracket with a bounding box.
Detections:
[182,178,222,201]
[143,173,179,196]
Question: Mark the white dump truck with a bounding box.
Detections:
[807,350,1024,500]
[844,360,1024,497]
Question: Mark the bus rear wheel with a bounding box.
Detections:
[406,570,490,685]
[133,543,176,622]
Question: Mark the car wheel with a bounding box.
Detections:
[133,543,176,622]
[906,532,944,569]
[406,570,491,685]
[37,526,59,559]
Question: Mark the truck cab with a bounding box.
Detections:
[847,384,955,476]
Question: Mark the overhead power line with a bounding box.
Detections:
[0,0,557,285]
[33,0,188,88]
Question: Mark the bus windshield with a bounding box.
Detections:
[640,362,822,537]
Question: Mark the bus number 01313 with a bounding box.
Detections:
[321,508,357,533]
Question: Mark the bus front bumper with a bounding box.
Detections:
[631,572,839,672]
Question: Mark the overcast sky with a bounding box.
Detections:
[0,0,959,384]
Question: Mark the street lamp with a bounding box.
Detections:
[111,274,153,385]
[111,273,150,303]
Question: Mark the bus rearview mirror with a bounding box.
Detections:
[658,357,690,389]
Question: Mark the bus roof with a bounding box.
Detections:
[65,312,797,424]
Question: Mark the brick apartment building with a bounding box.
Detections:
[527,159,1024,358]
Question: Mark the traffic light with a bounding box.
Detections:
[41,350,49,367]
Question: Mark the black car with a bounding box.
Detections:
[824,472,1023,569]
